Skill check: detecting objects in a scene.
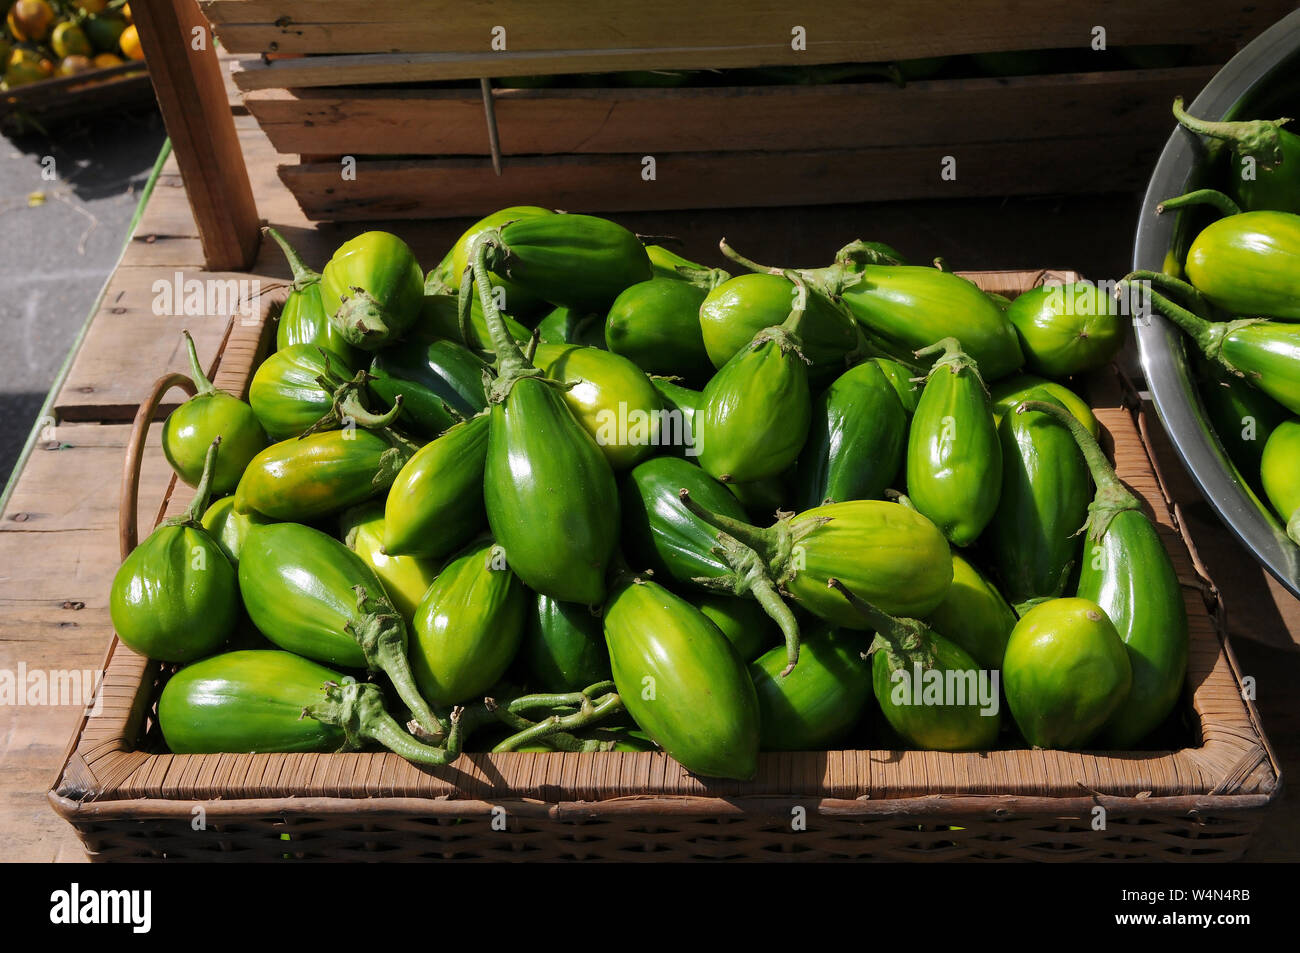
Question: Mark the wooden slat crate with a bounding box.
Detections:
[0,62,154,131]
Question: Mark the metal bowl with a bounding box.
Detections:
[1133,9,1300,599]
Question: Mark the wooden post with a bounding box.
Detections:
[131,0,260,271]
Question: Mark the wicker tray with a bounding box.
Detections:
[48,268,1280,861]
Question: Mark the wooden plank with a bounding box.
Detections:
[244,66,1217,156]
[134,0,260,270]
[200,0,1293,57]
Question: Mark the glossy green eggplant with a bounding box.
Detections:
[645,244,729,287]
[872,357,921,415]
[233,428,412,521]
[1261,419,1300,544]
[450,206,555,317]
[905,338,1002,546]
[1197,354,1290,480]
[796,359,907,508]
[984,394,1091,607]
[750,627,872,750]
[604,577,760,780]
[410,540,527,705]
[267,227,360,365]
[989,373,1099,438]
[1003,597,1132,749]
[369,332,486,438]
[248,343,398,440]
[158,650,463,765]
[340,503,441,623]
[1172,98,1300,214]
[535,305,605,347]
[533,343,667,469]
[523,594,612,693]
[237,521,441,736]
[695,591,778,662]
[200,496,271,568]
[1182,209,1300,319]
[161,331,267,495]
[321,230,425,349]
[1005,282,1124,377]
[1022,400,1188,747]
[604,277,715,384]
[111,441,237,663]
[383,413,489,559]
[923,551,1017,671]
[421,292,533,356]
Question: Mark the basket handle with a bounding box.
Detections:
[120,373,196,559]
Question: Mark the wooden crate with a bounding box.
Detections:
[0,61,154,131]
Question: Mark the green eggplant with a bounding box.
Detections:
[161,331,268,495]
[923,550,1017,671]
[1261,419,1300,544]
[340,503,441,623]
[828,580,999,751]
[158,650,462,765]
[984,393,1091,608]
[420,292,533,356]
[523,594,612,693]
[200,495,271,568]
[248,344,399,440]
[1182,209,1300,319]
[649,377,703,445]
[238,521,442,736]
[750,626,872,751]
[1172,98,1300,214]
[695,591,779,662]
[1022,400,1188,747]
[605,277,715,384]
[535,305,605,347]
[321,230,425,349]
[795,359,908,509]
[110,440,238,663]
[989,373,1099,438]
[383,413,489,559]
[450,205,555,317]
[467,258,620,605]
[872,357,921,415]
[1196,354,1290,481]
[368,331,486,439]
[645,244,729,287]
[697,277,812,482]
[471,213,652,313]
[604,576,760,780]
[533,343,667,469]
[905,338,1002,546]
[1003,597,1132,749]
[1005,282,1124,378]
[410,539,527,706]
[267,227,360,365]
[234,428,412,521]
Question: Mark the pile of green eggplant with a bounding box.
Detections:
[115,205,1189,782]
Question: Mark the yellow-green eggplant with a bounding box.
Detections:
[989,373,1099,438]
[1002,597,1132,749]
[200,495,271,568]
[161,331,267,495]
[523,594,612,693]
[450,205,555,317]
[368,330,485,439]
[409,540,527,706]
[1172,98,1300,215]
[605,277,715,384]
[234,428,413,521]
[1181,207,1300,320]
[604,576,760,780]
[321,230,425,349]
[340,503,441,623]
[1005,281,1124,378]
[533,343,667,469]
[237,521,442,736]
[923,550,1017,672]
[1021,400,1188,747]
[1261,419,1300,544]
[905,338,1002,546]
[159,650,463,765]
[110,440,238,663]
[383,413,489,559]
[267,227,360,365]
[796,359,908,509]
[983,394,1090,608]
[749,626,872,751]
[249,344,400,440]
[695,591,779,662]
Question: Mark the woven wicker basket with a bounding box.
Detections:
[49,269,1280,861]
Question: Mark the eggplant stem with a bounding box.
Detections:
[180,329,216,396]
[311,681,461,766]
[1122,280,1217,353]
[1123,270,1211,314]
[491,692,625,752]
[826,577,932,662]
[346,586,443,738]
[1156,188,1241,218]
[677,488,774,553]
[264,226,321,291]
[746,569,801,676]
[1172,96,1292,168]
[172,437,221,527]
[718,238,782,275]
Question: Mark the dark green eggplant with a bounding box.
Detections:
[369,332,487,438]
[750,626,872,751]
[989,373,1099,438]
[535,305,606,347]
[1261,419,1300,545]
[158,650,463,765]
[321,230,426,349]
[905,337,1002,546]
[983,393,1091,608]
[420,291,533,356]
[1021,400,1188,747]
[233,428,412,521]
[267,227,360,365]
[605,277,714,384]
[1003,597,1132,749]
[237,521,441,736]
[923,551,1017,672]
[1005,282,1124,378]
[200,495,271,568]
[645,244,730,287]
[410,539,527,706]
[523,594,612,693]
[796,359,908,509]
[872,357,921,415]
[161,331,268,495]
[340,503,441,624]
[1196,353,1290,480]
[450,205,555,317]
[604,576,760,780]
[1172,97,1300,215]
[1179,206,1300,319]
[695,591,778,662]
[110,440,237,663]
[248,344,399,440]
[383,413,489,559]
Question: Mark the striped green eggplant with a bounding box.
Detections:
[321,231,426,349]
[383,413,489,559]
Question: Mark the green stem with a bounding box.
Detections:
[747,569,801,676]
[170,438,221,527]
[1156,188,1241,218]
[181,329,216,395]
[310,681,461,766]
[826,578,936,668]
[777,270,811,341]
[264,227,321,291]
[345,586,443,738]
[677,488,775,552]
[471,235,530,371]
[1173,96,1292,168]
[1122,279,1219,353]
[915,335,982,386]
[492,693,625,752]
[833,239,908,268]
[300,371,404,438]
[718,238,781,275]
[1124,269,1212,313]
